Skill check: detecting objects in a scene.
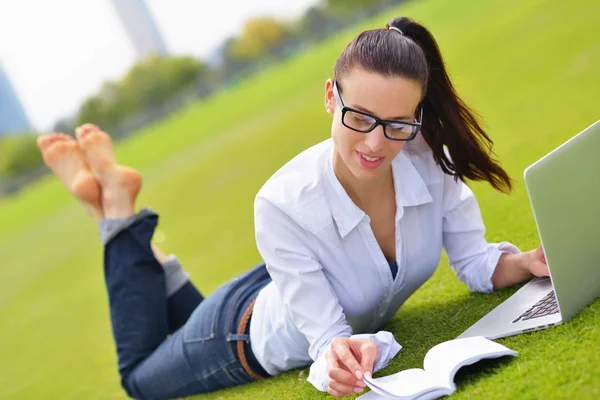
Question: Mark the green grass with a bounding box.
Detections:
[1,0,599,398]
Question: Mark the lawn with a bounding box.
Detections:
[1,0,599,398]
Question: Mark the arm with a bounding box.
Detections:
[442,174,547,292]
[254,197,400,396]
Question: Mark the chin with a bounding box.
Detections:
[351,166,383,181]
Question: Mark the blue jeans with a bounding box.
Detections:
[104,213,271,399]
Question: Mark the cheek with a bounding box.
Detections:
[331,120,348,150]
[390,142,407,157]
[332,123,364,160]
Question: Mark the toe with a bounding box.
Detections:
[37,133,63,151]
[37,134,52,151]
[75,123,100,140]
[57,132,73,141]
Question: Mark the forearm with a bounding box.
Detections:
[491,251,534,289]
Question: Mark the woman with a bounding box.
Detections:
[38,17,548,399]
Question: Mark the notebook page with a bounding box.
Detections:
[362,368,446,399]
[423,336,517,389]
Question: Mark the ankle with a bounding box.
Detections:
[82,202,105,221]
[103,206,136,219]
[102,191,136,218]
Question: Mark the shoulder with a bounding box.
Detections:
[255,139,334,233]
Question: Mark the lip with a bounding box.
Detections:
[358,151,383,159]
[356,151,385,169]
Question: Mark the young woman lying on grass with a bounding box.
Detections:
[37,16,549,400]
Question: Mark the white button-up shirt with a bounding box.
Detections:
[249,135,519,391]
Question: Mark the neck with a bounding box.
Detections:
[333,153,394,211]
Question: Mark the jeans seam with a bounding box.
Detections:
[221,361,254,385]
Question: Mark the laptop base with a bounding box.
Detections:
[457,277,563,340]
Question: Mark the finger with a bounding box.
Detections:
[329,367,360,386]
[332,340,362,378]
[327,387,346,398]
[539,246,547,264]
[328,379,364,396]
[359,341,379,375]
[328,349,366,391]
[326,351,340,370]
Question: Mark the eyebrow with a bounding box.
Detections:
[350,103,413,121]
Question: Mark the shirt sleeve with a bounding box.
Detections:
[255,197,352,360]
[307,331,401,392]
[254,197,402,391]
[442,173,521,293]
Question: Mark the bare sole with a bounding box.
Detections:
[75,124,143,219]
[37,133,103,219]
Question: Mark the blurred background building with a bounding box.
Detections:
[109,0,168,59]
[0,61,31,136]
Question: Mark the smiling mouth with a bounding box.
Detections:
[356,151,385,169]
[360,154,381,162]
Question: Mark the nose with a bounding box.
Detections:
[363,124,386,153]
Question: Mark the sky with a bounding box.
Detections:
[0,0,319,132]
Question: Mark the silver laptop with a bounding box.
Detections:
[458,119,600,340]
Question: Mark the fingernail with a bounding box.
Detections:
[355,371,363,379]
[365,371,372,379]
[357,381,366,388]
[354,387,364,393]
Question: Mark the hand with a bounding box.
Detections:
[528,244,549,277]
[325,337,379,398]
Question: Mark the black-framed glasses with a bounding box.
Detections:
[332,79,423,141]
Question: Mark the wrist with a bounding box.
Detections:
[518,251,536,276]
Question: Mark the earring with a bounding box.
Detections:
[326,108,332,114]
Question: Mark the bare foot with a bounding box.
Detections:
[37,133,104,220]
[75,124,142,219]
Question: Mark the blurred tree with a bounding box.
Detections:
[52,117,75,135]
[214,36,255,84]
[230,17,292,61]
[76,54,209,129]
[297,6,342,41]
[0,135,43,178]
[77,95,107,127]
[323,0,398,16]
[122,53,207,110]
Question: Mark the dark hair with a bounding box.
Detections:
[333,17,512,193]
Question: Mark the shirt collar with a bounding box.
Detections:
[392,150,433,209]
[325,147,433,238]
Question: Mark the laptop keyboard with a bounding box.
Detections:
[512,290,559,323]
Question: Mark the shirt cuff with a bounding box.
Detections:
[481,241,521,293]
[306,331,402,392]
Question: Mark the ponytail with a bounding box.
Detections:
[389,17,512,192]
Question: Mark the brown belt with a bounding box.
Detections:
[236,297,263,381]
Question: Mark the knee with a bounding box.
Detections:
[120,371,146,400]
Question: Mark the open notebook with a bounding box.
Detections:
[358,336,517,400]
